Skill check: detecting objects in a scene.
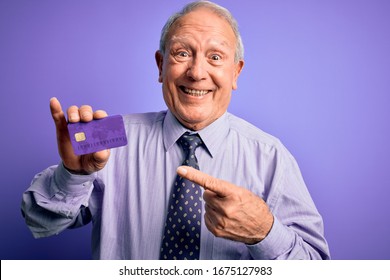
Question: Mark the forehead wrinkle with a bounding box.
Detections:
[169,30,234,52]
[174,21,233,39]
[167,10,236,48]
[163,8,240,62]
[170,35,230,47]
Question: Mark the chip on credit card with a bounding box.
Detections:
[68,115,128,155]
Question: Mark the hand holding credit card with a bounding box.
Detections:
[68,115,128,156]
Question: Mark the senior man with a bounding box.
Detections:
[22,1,330,260]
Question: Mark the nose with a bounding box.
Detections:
[186,56,207,81]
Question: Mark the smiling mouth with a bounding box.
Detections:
[180,86,211,97]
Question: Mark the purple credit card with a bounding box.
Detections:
[68,115,128,155]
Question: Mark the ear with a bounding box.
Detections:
[155,50,164,83]
[232,60,244,90]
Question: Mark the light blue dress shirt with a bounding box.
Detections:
[22,110,330,259]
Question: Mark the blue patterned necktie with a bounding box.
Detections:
[160,132,203,260]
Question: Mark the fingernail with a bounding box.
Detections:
[69,113,78,122]
[81,111,92,119]
[177,166,187,176]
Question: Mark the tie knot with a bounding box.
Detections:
[178,132,203,154]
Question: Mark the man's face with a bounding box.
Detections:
[156,8,244,131]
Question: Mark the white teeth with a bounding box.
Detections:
[183,87,209,96]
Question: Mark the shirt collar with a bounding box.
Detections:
[163,110,230,158]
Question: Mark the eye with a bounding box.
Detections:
[174,50,191,61]
[178,51,189,57]
[210,54,222,61]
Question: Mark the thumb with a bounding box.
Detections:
[49,97,75,164]
[50,97,67,129]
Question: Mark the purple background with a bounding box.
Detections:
[1,0,389,260]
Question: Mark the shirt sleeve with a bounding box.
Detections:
[247,144,330,260]
[21,163,97,238]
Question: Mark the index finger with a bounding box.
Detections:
[177,166,233,197]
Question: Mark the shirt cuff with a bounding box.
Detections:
[247,217,294,260]
[53,162,97,196]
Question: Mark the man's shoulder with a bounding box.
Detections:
[226,113,282,148]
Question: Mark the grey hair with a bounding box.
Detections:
[159,0,244,62]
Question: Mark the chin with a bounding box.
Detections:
[179,113,217,130]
